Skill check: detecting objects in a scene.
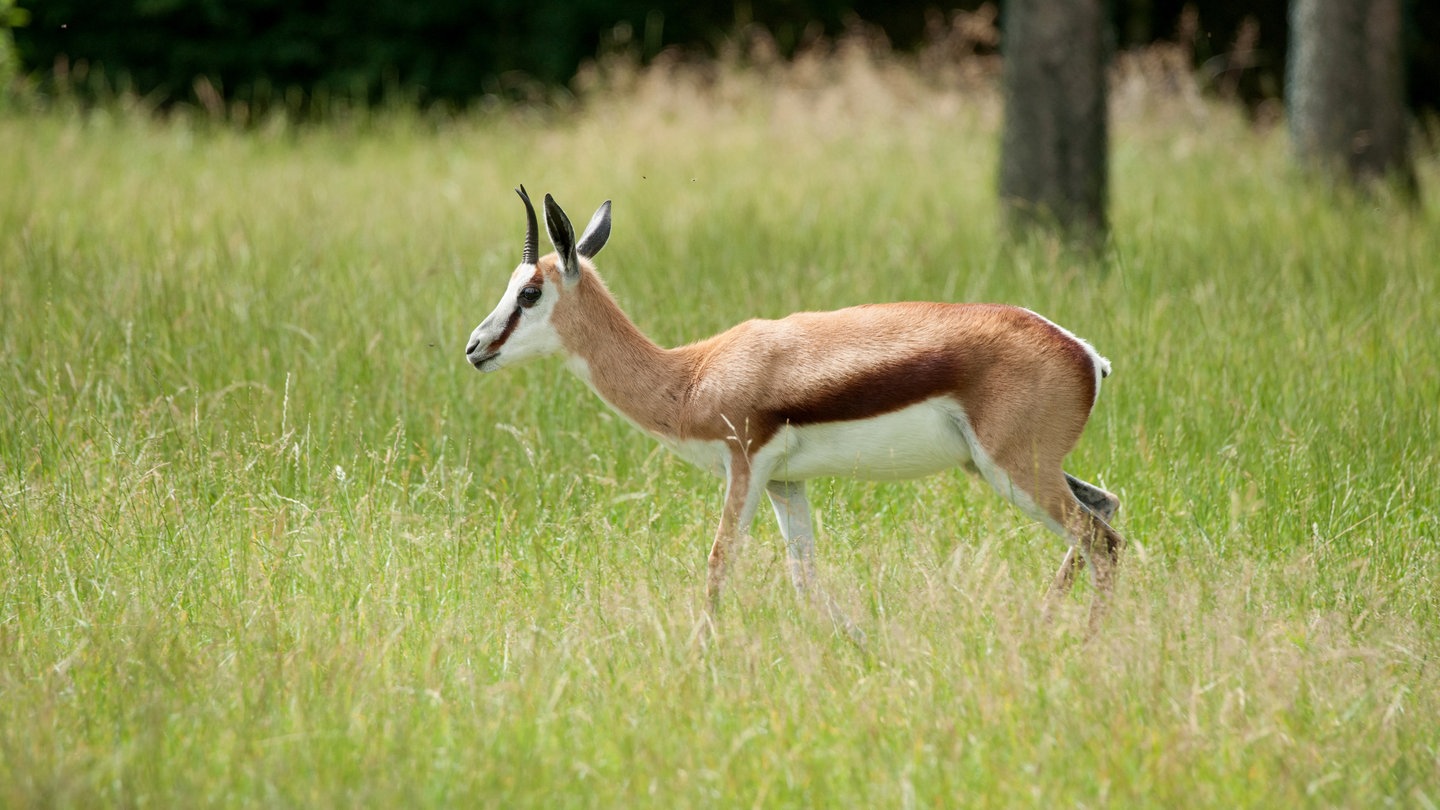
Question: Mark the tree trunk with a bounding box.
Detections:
[998,0,1110,240]
[1287,0,1416,193]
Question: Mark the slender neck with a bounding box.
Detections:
[554,270,690,437]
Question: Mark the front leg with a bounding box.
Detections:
[706,451,768,615]
[765,479,865,643]
[764,479,819,595]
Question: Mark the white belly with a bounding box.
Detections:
[641,399,973,483]
[762,399,973,482]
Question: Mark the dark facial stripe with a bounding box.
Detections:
[486,306,523,353]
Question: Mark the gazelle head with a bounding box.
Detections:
[465,187,611,372]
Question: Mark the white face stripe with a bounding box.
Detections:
[466,261,564,371]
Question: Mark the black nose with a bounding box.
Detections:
[465,337,480,355]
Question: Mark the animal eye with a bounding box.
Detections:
[518,285,542,307]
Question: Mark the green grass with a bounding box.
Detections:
[3,59,1439,807]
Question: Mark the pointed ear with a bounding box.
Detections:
[543,193,580,283]
[576,200,612,259]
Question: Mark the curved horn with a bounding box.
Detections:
[516,185,539,265]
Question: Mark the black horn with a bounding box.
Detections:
[516,185,539,265]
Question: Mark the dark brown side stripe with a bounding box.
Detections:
[766,349,968,429]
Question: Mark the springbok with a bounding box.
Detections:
[466,188,1127,634]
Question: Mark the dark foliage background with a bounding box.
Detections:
[10,0,1439,113]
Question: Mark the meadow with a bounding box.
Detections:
[2,48,1439,807]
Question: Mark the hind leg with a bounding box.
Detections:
[1040,479,1126,633]
[1071,508,1125,633]
[1065,473,1119,522]
[1047,474,1121,598]
[1047,545,1085,604]
[979,462,1125,632]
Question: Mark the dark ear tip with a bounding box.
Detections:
[543,194,571,227]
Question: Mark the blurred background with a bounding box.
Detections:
[5,1,1437,117]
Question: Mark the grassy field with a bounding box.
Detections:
[3,53,1439,807]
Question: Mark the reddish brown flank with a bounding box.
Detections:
[1016,307,1101,405]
